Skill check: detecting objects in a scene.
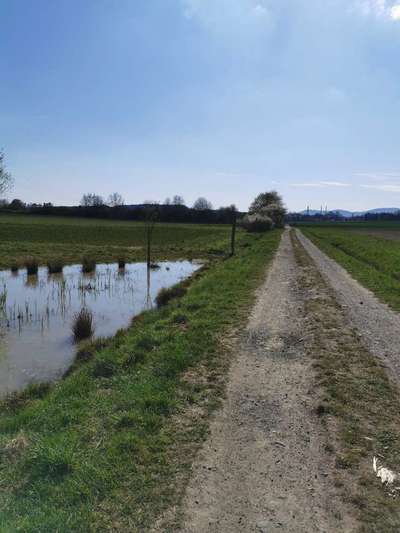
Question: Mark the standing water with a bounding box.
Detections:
[0,261,201,397]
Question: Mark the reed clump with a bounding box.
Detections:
[47,258,64,274]
[25,257,39,276]
[72,308,94,342]
[82,256,96,274]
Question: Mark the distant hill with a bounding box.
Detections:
[299,208,400,217]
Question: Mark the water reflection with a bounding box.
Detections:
[0,260,200,397]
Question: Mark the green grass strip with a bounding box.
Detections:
[302,227,400,311]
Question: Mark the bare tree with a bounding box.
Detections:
[107,192,124,207]
[0,151,13,195]
[193,197,213,210]
[172,195,185,206]
[80,193,104,207]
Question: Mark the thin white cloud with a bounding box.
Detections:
[291,181,350,188]
[361,183,400,192]
[354,172,400,181]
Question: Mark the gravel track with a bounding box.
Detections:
[297,229,400,385]
[179,230,353,532]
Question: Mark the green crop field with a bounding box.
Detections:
[300,222,400,310]
[0,213,236,269]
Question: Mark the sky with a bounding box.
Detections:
[1,0,400,212]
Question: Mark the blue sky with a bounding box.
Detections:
[1,0,400,211]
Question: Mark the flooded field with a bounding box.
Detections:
[0,261,200,397]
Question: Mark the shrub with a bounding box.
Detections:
[155,286,187,307]
[248,191,287,228]
[82,256,96,273]
[47,258,64,274]
[260,204,286,228]
[242,212,274,233]
[72,308,94,342]
[25,257,39,275]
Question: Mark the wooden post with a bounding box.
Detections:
[147,225,151,270]
[144,205,158,270]
[230,206,237,256]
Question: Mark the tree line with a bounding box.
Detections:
[0,151,287,227]
[80,192,213,211]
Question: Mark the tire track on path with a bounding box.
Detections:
[179,229,354,533]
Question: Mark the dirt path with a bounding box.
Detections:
[179,230,354,533]
[297,229,400,384]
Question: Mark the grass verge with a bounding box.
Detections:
[301,226,400,311]
[291,230,400,532]
[0,230,281,532]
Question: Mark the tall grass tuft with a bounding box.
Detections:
[82,256,96,274]
[25,257,39,276]
[47,258,64,274]
[72,308,94,342]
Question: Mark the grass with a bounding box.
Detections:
[300,223,400,311]
[291,230,400,532]
[72,308,95,342]
[0,213,236,269]
[0,229,282,532]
